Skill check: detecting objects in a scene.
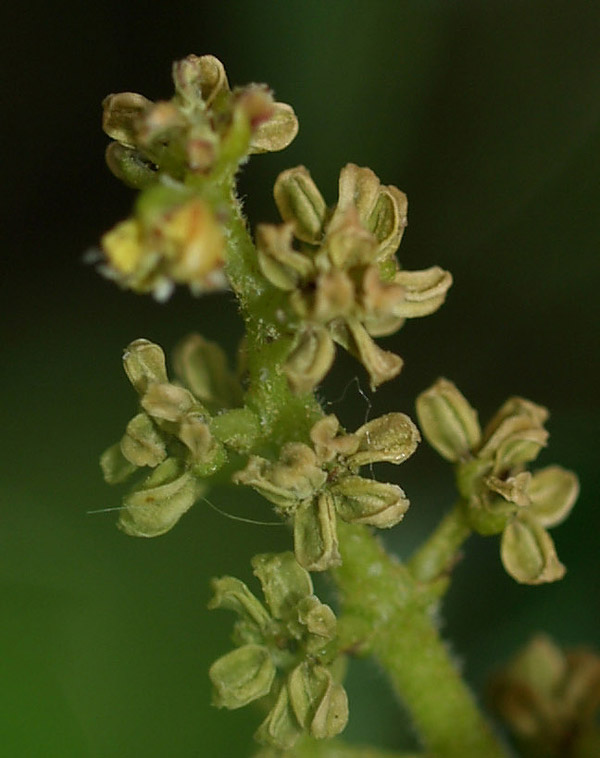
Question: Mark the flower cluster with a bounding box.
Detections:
[209,552,348,750]
[99,55,298,298]
[256,164,453,391]
[416,379,579,584]
[234,413,420,571]
[100,336,260,537]
[490,635,600,757]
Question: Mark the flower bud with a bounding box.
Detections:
[173,333,243,410]
[500,513,565,584]
[120,412,166,467]
[416,379,481,462]
[528,466,579,528]
[208,576,271,633]
[141,382,197,423]
[209,644,276,709]
[249,102,299,154]
[123,339,168,396]
[332,476,410,529]
[102,92,153,146]
[284,325,336,395]
[172,54,229,108]
[294,492,341,572]
[255,683,303,750]
[332,164,407,260]
[288,663,348,740]
[251,552,312,622]
[348,412,420,468]
[274,167,327,244]
[118,458,201,537]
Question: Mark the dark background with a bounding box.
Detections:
[2,1,599,755]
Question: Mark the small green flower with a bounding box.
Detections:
[208,552,348,750]
[100,339,230,537]
[416,379,579,584]
[257,164,452,390]
[234,413,420,571]
[490,635,600,757]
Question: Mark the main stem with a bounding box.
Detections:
[335,522,507,758]
[224,193,508,758]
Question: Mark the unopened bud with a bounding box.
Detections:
[102,92,153,146]
[274,167,327,244]
[348,412,420,468]
[500,513,565,584]
[120,412,166,467]
[123,339,168,395]
[118,458,200,537]
[141,382,197,423]
[249,102,299,154]
[528,466,579,528]
[294,492,341,572]
[416,379,481,462]
[288,662,348,740]
[332,476,410,529]
[209,644,275,709]
[284,325,336,395]
[172,54,229,108]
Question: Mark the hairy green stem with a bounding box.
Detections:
[334,522,508,758]
[407,502,471,586]
[225,189,322,450]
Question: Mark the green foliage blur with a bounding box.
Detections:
[3,2,599,755]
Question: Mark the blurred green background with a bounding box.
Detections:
[3,1,599,755]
